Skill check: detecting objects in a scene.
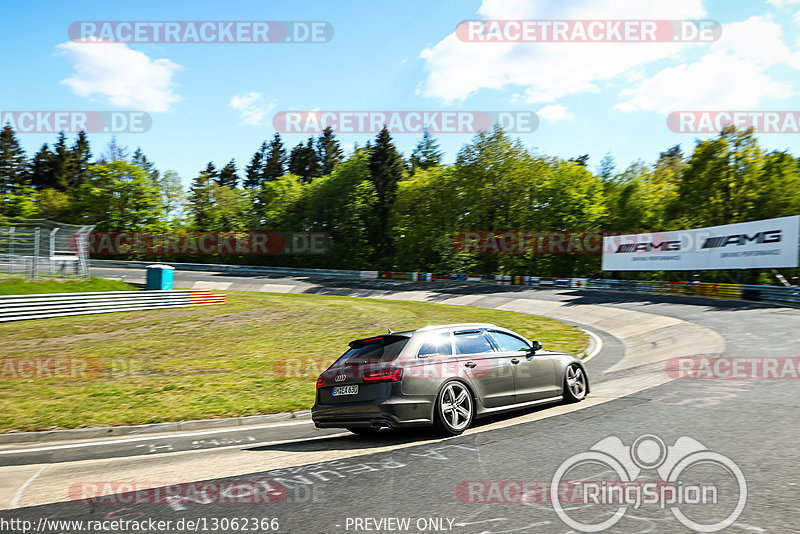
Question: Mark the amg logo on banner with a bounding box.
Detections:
[616,241,681,253]
[701,230,782,249]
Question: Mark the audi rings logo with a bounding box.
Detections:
[550,434,747,532]
[335,374,346,382]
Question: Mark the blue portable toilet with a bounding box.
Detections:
[146,264,175,290]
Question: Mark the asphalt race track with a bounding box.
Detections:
[2,266,799,533]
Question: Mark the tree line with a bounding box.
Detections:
[1,123,799,283]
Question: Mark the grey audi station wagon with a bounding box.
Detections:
[312,323,589,436]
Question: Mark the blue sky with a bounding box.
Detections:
[2,0,800,186]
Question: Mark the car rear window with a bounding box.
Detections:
[417,332,453,357]
[330,336,409,367]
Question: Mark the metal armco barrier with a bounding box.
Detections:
[0,289,226,322]
[91,260,800,308]
[93,259,373,279]
[739,284,800,305]
[584,280,800,307]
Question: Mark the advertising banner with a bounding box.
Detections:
[602,216,800,271]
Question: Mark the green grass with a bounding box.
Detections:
[0,292,588,432]
[0,275,137,295]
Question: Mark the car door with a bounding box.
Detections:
[487,330,558,402]
[454,329,516,408]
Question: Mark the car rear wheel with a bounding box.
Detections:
[563,364,587,402]
[434,381,474,436]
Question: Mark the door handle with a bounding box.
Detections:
[464,361,476,368]
[510,358,520,364]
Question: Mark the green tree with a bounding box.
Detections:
[244,141,267,188]
[752,151,800,220]
[409,128,443,172]
[49,132,73,191]
[253,173,305,230]
[70,130,92,189]
[217,159,239,188]
[188,165,218,231]
[35,188,71,220]
[289,138,321,183]
[300,149,377,267]
[75,161,166,232]
[29,144,55,190]
[392,165,465,272]
[668,127,762,227]
[100,136,129,163]
[368,127,405,265]
[263,133,287,182]
[0,125,28,212]
[316,126,343,176]
[154,170,185,223]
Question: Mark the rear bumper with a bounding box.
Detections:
[312,398,433,429]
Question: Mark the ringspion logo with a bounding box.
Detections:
[551,434,746,532]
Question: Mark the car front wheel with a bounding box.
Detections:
[563,364,587,402]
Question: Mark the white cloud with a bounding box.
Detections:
[616,56,791,112]
[617,17,799,112]
[418,0,706,104]
[56,38,181,113]
[419,1,800,118]
[537,104,575,122]
[767,0,800,7]
[229,92,275,126]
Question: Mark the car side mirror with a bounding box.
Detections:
[529,341,543,354]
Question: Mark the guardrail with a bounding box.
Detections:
[0,289,226,322]
[582,279,800,307]
[90,260,800,308]
[91,259,377,280]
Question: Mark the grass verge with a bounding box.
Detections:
[0,275,137,295]
[0,291,588,432]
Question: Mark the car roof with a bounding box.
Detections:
[349,323,506,345]
[414,323,500,333]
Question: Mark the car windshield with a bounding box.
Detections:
[330,336,409,367]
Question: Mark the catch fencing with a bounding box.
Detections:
[0,219,94,280]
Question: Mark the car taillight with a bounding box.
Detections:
[316,376,325,388]
[362,368,404,382]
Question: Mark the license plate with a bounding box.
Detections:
[332,385,359,396]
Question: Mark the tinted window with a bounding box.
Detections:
[417,332,452,357]
[454,331,494,355]
[489,331,530,352]
[330,337,408,368]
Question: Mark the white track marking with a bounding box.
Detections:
[11,464,49,508]
[580,328,604,362]
[0,420,314,456]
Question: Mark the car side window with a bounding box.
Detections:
[488,331,530,352]
[454,331,494,355]
[417,332,453,358]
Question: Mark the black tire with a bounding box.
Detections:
[346,427,381,437]
[433,381,474,436]
[563,363,588,403]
